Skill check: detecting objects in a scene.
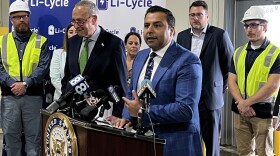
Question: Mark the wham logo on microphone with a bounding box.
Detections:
[69,74,91,95]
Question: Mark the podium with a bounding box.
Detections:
[41,109,165,156]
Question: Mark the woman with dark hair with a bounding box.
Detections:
[124,32,141,86]
[50,23,76,100]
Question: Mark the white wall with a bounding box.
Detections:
[0,0,9,27]
[166,0,225,40]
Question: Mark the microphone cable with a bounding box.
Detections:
[145,111,157,156]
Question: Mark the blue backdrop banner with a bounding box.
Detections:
[9,0,79,52]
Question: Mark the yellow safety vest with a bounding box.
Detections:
[0,32,46,81]
[233,43,280,103]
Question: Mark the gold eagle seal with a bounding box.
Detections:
[44,112,78,156]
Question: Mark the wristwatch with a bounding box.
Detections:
[22,82,28,88]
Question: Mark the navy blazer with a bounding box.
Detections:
[177,25,233,110]
[123,41,203,156]
[62,26,128,117]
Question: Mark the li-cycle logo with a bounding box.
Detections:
[48,25,66,35]
[26,0,69,9]
[96,0,152,10]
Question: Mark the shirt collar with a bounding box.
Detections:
[149,40,172,58]
[246,37,269,51]
[191,23,208,36]
[84,26,101,42]
[13,30,32,41]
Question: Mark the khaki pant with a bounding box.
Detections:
[233,113,274,156]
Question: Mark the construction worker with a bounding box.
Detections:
[0,0,50,155]
[228,6,280,156]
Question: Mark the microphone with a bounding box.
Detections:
[136,79,156,134]
[79,96,111,122]
[138,79,156,99]
[46,88,74,114]
[84,89,106,106]
[107,85,121,104]
[79,84,121,121]
[46,74,92,114]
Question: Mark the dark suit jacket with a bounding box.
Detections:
[62,26,128,117]
[177,25,233,110]
[123,41,203,156]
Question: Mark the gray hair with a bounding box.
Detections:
[75,0,99,16]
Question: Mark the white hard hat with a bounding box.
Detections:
[241,6,268,23]
[9,0,31,15]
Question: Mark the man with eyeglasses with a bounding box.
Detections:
[228,6,280,156]
[62,1,127,120]
[177,1,233,156]
[0,0,50,155]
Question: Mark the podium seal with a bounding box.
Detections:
[44,112,78,156]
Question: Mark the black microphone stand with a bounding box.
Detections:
[136,92,151,135]
[66,93,82,119]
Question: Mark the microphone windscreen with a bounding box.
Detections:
[46,101,60,114]
[80,105,98,122]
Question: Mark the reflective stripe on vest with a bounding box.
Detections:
[233,43,280,103]
[0,32,46,81]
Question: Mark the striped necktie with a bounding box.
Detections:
[79,38,91,73]
[144,52,157,80]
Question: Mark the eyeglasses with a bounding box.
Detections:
[11,15,29,20]
[244,23,263,29]
[189,13,204,19]
[71,16,91,26]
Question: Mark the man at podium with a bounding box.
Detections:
[114,5,203,156]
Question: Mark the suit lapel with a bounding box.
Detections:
[184,29,192,50]
[73,37,83,74]
[200,25,213,59]
[132,50,150,90]
[83,28,106,73]
[152,41,177,88]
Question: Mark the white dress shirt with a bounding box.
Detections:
[190,24,208,57]
[137,41,172,92]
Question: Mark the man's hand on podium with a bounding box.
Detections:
[106,115,131,129]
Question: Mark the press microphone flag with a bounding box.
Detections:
[69,74,91,95]
[107,85,121,104]
[138,79,156,99]
[46,74,90,114]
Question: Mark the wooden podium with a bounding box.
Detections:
[41,109,165,156]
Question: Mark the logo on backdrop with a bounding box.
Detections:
[96,0,153,10]
[44,112,78,156]
[9,0,78,53]
[130,26,143,35]
[48,25,66,36]
[27,0,69,9]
